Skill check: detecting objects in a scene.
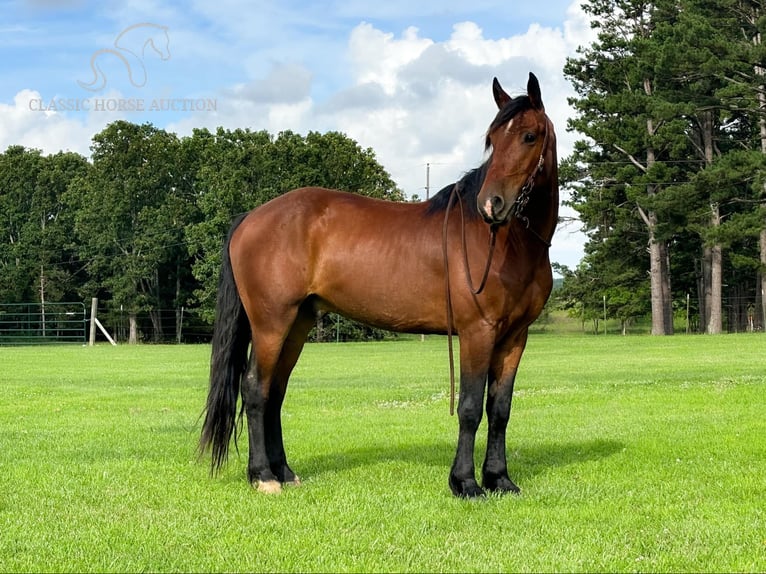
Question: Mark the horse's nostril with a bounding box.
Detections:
[482,195,505,220]
[491,195,504,215]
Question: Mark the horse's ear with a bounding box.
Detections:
[492,77,511,110]
[527,72,544,110]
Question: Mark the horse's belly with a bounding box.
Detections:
[312,262,446,334]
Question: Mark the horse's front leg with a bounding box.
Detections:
[448,335,491,498]
[482,329,528,494]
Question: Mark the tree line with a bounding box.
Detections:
[559,0,766,334]
[0,121,403,343]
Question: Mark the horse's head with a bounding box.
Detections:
[477,73,554,226]
[143,24,171,61]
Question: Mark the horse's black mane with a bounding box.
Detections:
[425,163,489,218]
[425,94,533,218]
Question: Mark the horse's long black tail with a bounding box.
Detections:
[199,214,251,473]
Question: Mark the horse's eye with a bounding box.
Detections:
[523,132,536,144]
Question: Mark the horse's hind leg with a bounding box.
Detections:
[241,339,283,493]
[264,305,315,486]
[241,303,314,493]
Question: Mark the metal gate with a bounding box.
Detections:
[0,302,87,345]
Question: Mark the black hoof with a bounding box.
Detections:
[483,473,521,495]
[449,474,486,498]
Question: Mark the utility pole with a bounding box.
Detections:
[425,162,430,200]
[422,162,431,343]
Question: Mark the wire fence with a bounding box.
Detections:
[0,302,87,345]
[103,307,213,344]
[1,295,763,346]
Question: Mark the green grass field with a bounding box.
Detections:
[1,335,764,572]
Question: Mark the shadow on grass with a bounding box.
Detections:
[296,437,624,483]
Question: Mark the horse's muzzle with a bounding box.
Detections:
[480,194,511,225]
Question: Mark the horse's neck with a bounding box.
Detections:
[526,123,559,246]
[537,182,559,242]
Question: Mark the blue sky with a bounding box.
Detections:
[1,0,592,269]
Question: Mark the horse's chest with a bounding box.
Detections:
[491,267,550,325]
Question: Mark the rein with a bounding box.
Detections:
[442,186,497,415]
[441,126,549,415]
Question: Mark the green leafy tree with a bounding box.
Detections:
[0,146,89,307]
[66,121,186,343]
[34,151,92,309]
[0,146,44,304]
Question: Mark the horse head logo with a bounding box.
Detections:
[78,23,171,92]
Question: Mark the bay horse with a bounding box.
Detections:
[200,72,558,498]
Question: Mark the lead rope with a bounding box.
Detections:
[442,185,497,415]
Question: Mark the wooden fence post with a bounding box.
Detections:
[89,297,97,347]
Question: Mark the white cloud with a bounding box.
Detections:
[349,24,434,95]
[446,21,566,70]
[0,90,101,155]
[564,0,597,50]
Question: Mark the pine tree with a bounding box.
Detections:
[564,0,689,334]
